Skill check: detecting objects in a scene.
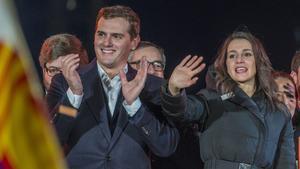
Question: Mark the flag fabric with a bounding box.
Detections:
[0,0,67,169]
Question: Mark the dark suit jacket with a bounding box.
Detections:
[46,59,179,169]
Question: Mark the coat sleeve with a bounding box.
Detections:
[160,81,207,123]
[274,117,296,169]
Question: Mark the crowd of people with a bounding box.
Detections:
[39,4,300,169]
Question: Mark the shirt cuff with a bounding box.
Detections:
[66,88,83,109]
[123,97,142,117]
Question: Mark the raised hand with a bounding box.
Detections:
[168,55,206,96]
[120,56,149,105]
[60,54,83,95]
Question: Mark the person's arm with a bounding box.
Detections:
[119,57,179,157]
[46,74,79,145]
[46,54,82,145]
[161,55,207,123]
[274,118,296,169]
[161,82,207,123]
[46,54,83,115]
[127,102,179,157]
[128,76,179,157]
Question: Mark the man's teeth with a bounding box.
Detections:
[101,49,114,54]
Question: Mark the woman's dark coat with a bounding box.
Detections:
[161,85,296,169]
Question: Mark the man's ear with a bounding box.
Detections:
[131,35,140,51]
[290,71,297,84]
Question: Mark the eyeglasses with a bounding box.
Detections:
[44,62,62,77]
[129,60,165,72]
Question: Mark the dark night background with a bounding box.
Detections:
[14,0,300,93]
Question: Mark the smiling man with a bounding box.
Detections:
[46,5,179,169]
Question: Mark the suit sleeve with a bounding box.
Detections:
[128,104,179,157]
[46,74,77,145]
[127,76,179,157]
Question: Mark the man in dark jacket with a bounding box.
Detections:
[46,5,179,169]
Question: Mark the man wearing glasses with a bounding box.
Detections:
[129,41,203,169]
[39,33,89,92]
[128,41,165,78]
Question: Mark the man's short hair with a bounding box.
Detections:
[95,5,140,39]
[291,50,300,72]
[128,41,166,65]
[39,33,89,68]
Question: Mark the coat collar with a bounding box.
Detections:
[229,86,265,122]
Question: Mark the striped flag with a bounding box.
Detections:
[0,0,67,169]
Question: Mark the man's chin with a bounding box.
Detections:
[99,61,114,69]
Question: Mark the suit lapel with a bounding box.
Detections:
[108,94,128,150]
[83,60,111,141]
[108,67,136,150]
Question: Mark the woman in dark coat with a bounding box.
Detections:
[161,31,296,169]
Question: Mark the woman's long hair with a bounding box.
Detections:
[214,31,279,111]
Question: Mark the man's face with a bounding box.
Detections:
[43,57,63,90]
[94,17,139,71]
[275,77,297,117]
[130,46,164,78]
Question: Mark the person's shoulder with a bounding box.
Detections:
[143,74,163,92]
[196,88,219,100]
[78,58,97,75]
[75,58,99,85]
[146,73,163,83]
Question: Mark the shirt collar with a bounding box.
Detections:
[97,63,128,82]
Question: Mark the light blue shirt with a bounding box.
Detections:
[66,63,141,117]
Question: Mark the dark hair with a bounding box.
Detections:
[214,31,278,110]
[39,33,89,67]
[95,5,140,39]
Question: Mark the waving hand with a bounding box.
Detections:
[168,55,206,96]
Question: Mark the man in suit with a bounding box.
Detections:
[46,5,179,169]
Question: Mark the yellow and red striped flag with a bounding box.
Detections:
[0,0,67,169]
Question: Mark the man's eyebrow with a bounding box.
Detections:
[111,33,124,36]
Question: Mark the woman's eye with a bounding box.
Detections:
[244,52,253,57]
[228,54,236,59]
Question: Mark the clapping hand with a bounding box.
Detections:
[120,56,149,105]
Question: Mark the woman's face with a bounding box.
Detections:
[226,39,256,87]
[275,77,297,116]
